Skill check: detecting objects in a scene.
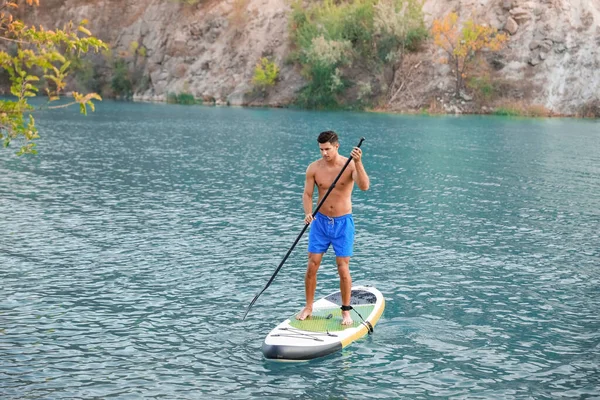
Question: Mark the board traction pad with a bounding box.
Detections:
[288,304,375,332]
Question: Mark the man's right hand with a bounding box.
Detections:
[304,214,314,225]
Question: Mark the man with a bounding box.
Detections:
[296,131,370,325]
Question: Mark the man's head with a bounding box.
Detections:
[317,130,339,161]
[317,130,339,145]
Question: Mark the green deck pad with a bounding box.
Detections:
[289,305,375,332]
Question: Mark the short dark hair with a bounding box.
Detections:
[317,130,339,144]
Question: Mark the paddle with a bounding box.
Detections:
[242,137,365,321]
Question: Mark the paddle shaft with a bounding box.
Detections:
[242,137,365,321]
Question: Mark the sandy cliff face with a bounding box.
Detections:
[27,0,600,115]
[28,0,297,105]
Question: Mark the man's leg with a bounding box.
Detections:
[297,252,323,320]
[336,256,353,325]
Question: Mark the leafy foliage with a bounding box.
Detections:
[467,75,496,101]
[68,55,102,93]
[176,93,196,105]
[289,0,426,109]
[374,0,427,60]
[129,40,147,58]
[0,0,107,155]
[431,12,508,97]
[111,58,133,99]
[167,92,199,105]
[252,57,279,91]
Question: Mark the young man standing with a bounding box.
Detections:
[296,131,370,325]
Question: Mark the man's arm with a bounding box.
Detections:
[351,147,370,191]
[303,164,316,223]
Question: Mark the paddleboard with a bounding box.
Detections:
[262,285,385,361]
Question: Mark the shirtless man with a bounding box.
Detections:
[296,131,370,325]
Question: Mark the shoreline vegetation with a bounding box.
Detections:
[2,0,598,156]
[107,92,598,119]
[54,0,599,120]
[5,88,600,119]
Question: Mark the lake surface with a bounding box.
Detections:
[1,102,599,399]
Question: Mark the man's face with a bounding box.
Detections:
[319,141,339,161]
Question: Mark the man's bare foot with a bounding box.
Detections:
[296,307,312,320]
[341,310,353,325]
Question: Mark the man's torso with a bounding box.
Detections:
[312,157,355,217]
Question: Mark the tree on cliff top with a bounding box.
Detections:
[432,12,508,98]
[0,0,107,155]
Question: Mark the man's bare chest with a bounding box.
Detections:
[314,168,353,191]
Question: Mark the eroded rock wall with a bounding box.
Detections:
[26,0,600,114]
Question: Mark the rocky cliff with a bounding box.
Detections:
[26,0,600,115]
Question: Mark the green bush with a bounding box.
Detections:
[177,93,196,105]
[252,58,279,90]
[340,2,375,57]
[493,107,521,116]
[167,92,178,104]
[467,76,496,100]
[111,58,132,99]
[68,56,102,93]
[296,66,346,109]
[288,0,426,109]
[404,25,429,52]
[167,92,198,105]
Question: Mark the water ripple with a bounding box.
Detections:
[1,105,599,398]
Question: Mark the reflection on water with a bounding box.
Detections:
[1,103,599,398]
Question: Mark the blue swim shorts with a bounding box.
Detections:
[308,212,355,257]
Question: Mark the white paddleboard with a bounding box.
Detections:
[262,286,385,361]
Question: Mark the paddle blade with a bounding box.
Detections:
[242,292,261,321]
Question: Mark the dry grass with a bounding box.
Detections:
[230,0,250,27]
[493,100,553,117]
[425,96,445,114]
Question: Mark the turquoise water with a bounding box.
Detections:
[1,102,599,398]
